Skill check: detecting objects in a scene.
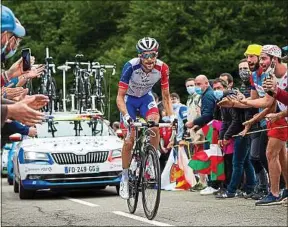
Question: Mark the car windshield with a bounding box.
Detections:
[36,118,115,138]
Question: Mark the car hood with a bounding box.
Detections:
[21,136,123,153]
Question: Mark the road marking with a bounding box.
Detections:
[64,197,99,207]
[113,211,173,227]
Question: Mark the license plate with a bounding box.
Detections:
[64,165,99,174]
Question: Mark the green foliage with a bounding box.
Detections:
[3,0,287,121]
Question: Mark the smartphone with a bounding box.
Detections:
[21,48,31,71]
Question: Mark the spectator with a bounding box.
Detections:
[219,73,234,89]
[238,58,269,199]
[216,77,256,199]
[185,78,207,191]
[170,92,188,143]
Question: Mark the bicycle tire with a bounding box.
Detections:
[127,152,142,214]
[46,78,57,114]
[93,76,107,115]
[141,145,161,220]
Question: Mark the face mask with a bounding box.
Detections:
[162,116,170,122]
[195,87,202,95]
[239,70,250,82]
[4,48,17,59]
[213,90,224,100]
[187,86,195,95]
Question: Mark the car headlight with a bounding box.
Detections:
[111,149,121,158]
[24,151,49,161]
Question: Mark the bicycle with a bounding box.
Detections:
[91,62,116,117]
[66,55,91,113]
[39,47,57,114]
[126,120,175,220]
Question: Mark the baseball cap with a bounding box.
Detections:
[1,5,25,37]
[244,44,262,56]
[261,45,282,58]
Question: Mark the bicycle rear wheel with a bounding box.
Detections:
[127,153,142,214]
[142,145,161,220]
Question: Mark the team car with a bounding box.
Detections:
[12,113,123,199]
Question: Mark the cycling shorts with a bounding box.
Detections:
[120,92,159,130]
[267,118,288,142]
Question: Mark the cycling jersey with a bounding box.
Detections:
[118,58,169,97]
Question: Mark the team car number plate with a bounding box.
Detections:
[64,165,99,174]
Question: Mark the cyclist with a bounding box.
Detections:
[116,37,174,199]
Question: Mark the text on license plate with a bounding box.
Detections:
[64,165,99,174]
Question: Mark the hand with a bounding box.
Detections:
[167,141,174,149]
[178,140,187,147]
[236,92,245,101]
[6,102,45,126]
[263,77,277,94]
[20,94,49,110]
[218,140,223,147]
[265,113,281,123]
[2,87,26,100]
[223,139,230,146]
[22,64,45,79]
[185,121,194,128]
[217,98,235,108]
[6,58,24,79]
[239,125,251,136]
[239,98,249,104]
[243,119,253,126]
[28,127,37,137]
[123,114,132,128]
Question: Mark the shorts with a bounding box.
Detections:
[120,92,159,131]
[267,118,288,142]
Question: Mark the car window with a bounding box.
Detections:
[36,119,115,138]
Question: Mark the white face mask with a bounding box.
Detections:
[186,86,195,95]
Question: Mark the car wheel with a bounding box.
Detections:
[116,185,120,195]
[7,177,13,185]
[13,178,19,193]
[19,182,35,199]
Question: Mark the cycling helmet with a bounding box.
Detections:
[1,5,25,37]
[136,37,159,53]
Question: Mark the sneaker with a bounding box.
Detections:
[279,189,288,203]
[255,192,281,206]
[119,180,129,200]
[190,182,207,191]
[215,191,236,199]
[213,187,226,196]
[251,191,267,200]
[200,186,218,195]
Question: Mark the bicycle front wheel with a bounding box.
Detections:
[127,153,142,214]
[142,145,161,220]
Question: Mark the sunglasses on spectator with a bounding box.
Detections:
[141,52,157,59]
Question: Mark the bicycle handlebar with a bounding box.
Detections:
[131,122,172,128]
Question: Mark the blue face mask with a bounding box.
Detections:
[195,87,202,95]
[162,116,170,122]
[5,48,17,59]
[214,90,224,100]
[187,86,195,95]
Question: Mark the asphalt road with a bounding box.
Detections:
[1,178,287,227]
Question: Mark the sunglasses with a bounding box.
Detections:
[141,52,157,59]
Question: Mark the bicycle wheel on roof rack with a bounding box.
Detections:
[93,76,107,116]
[141,144,161,220]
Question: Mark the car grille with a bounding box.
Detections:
[52,151,109,165]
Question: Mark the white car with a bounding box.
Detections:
[13,114,123,199]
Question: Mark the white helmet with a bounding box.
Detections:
[136,37,159,53]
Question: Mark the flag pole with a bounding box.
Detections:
[233,126,288,138]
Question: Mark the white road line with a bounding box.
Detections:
[63,197,99,207]
[113,211,173,227]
